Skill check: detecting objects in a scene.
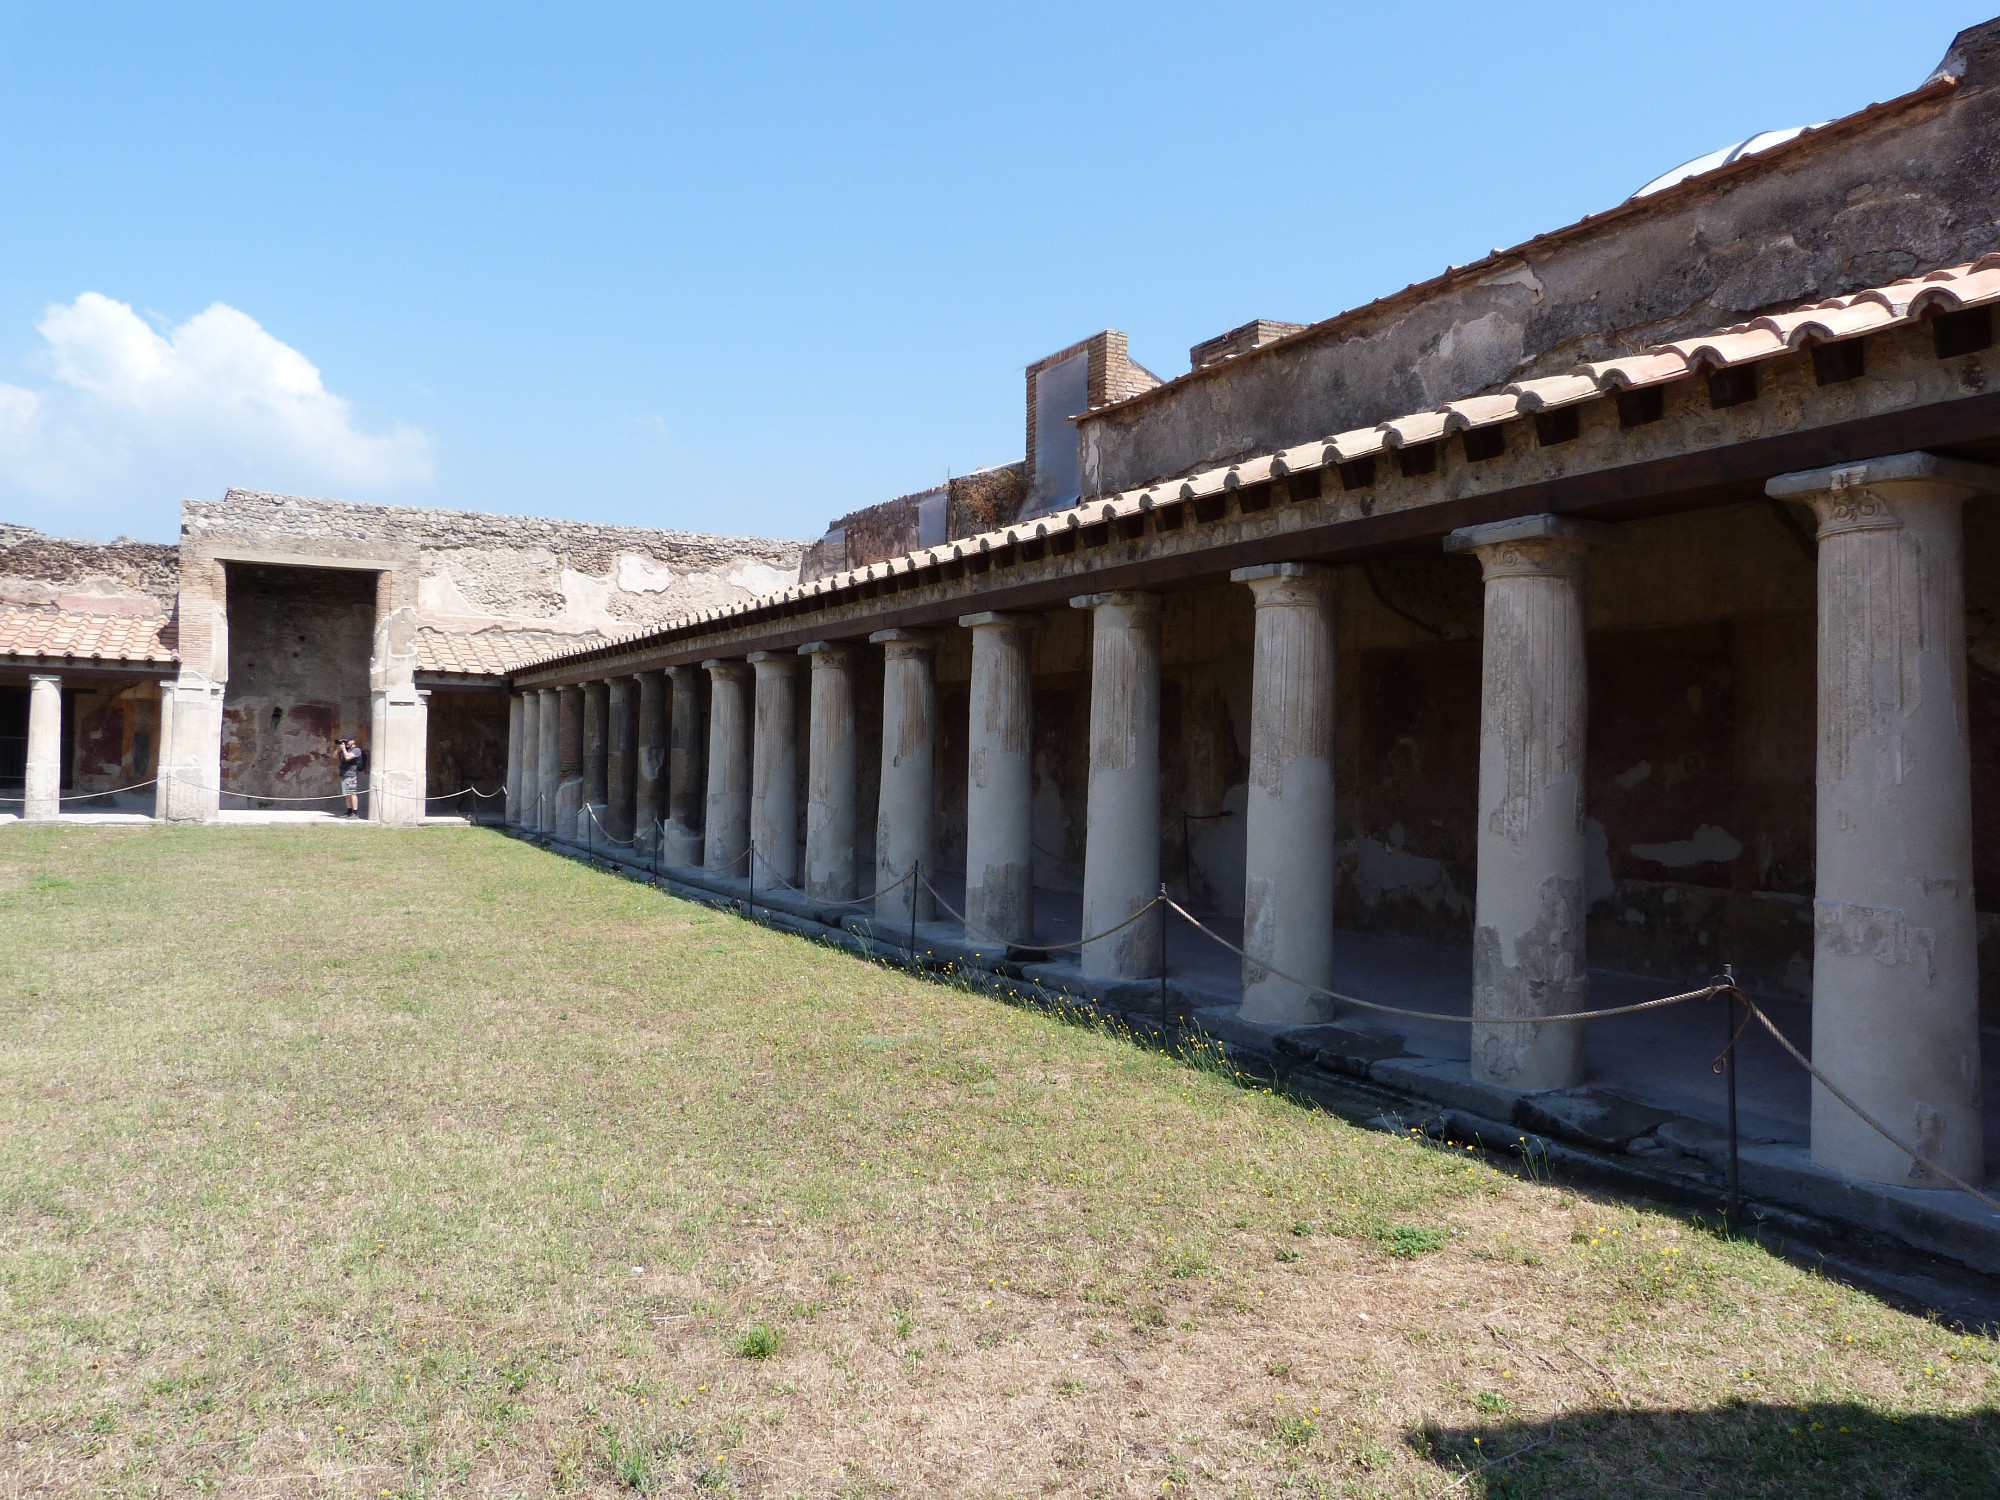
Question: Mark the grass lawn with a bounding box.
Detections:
[2,824,1996,1499]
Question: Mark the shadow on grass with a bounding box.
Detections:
[1416,1401,2000,1498]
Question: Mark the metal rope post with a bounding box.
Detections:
[1724,962,1741,1232]
[909,859,920,975]
[1157,882,1169,1026]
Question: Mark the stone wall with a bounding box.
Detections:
[185,489,806,649]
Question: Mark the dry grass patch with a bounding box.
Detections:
[0,824,1996,1498]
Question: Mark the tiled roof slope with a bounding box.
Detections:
[0,605,179,665]
[519,257,2000,674]
[416,626,641,676]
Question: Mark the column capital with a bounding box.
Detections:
[1444,513,1624,556]
[746,650,799,673]
[27,672,61,686]
[1067,591,1157,616]
[666,662,701,681]
[1768,452,2000,540]
[869,628,939,656]
[701,658,752,680]
[797,640,855,659]
[960,611,1044,630]
[1232,560,1336,607]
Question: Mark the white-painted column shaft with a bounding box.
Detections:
[606,676,637,842]
[536,687,560,834]
[1769,453,1995,1189]
[634,671,666,849]
[1233,563,1338,1024]
[505,692,524,824]
[800,642,858,904]
[580,680,609,840]
[24,674,61,822]
[518,690,541,829]
[554,685,584,836]
[872,629,937,927]
[961,612,1041,946]
[1447,515,1622,1090]
[749,651,800,888]
[1073,593,1162,977]
[665,665,706,866]
[703,660,753,877]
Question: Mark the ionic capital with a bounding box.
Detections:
[1767,452,2000,541]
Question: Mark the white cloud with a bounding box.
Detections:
[0,293,431,506]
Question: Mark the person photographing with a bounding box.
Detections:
[335,736,367,819]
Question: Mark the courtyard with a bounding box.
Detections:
[2,825,1997,1498]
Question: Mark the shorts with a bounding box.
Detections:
[340,770,360,795]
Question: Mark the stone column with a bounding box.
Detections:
[606,677,637,842]
[665,664,706,866]
[1232,563,1338,1024]
[872,629,938,927]
[536,687,560,834]
[634,671,667,848]
[24,674,61,822]
[579,680,609,841]
[554,685,584,837]
[1768,453,1998,1189]
[749,651,801,889]
[1446,515,1622,1091]
[152,677,176,821]
[1071,594,1162,978]
[518,689,541,829]
[961,613,1042,946]
[505,693,525,824]
[800,642,858,904]
[161,551,226,823]
[703,660,753,878]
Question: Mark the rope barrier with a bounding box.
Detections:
[920,872,1166,954]
[1162,898,1727,1025]
[1737,993,2000,1214]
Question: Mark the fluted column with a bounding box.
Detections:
[961,612,1041,946]
[749,651,800,889]
[1072,593,1162,977]
[24,674,61,822]
[536,687,560,834]
[665,664,706,866]
[517,690,540,829]
[579,680,609,840]
[505,692,524,824]
[872,629,937,927]
[1768,453,1998,1189]
[801,642,859,903]
[1232,563,1337,1024]
[635,671,666,848]
[606,676,637,842]
[554,685,584,836]
[1446,515,1622,1090]
[703,660,753,878]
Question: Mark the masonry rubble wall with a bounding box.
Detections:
[1076,19,2000,495]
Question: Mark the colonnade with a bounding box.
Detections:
[506,460,1995,1193]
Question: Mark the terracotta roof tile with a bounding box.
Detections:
[0,605,178,665]
[1441,393,1528,430]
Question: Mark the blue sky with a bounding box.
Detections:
[0,2,1988,544]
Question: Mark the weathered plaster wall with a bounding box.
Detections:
[220,563,375,805]
[1077,26,2000,494]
